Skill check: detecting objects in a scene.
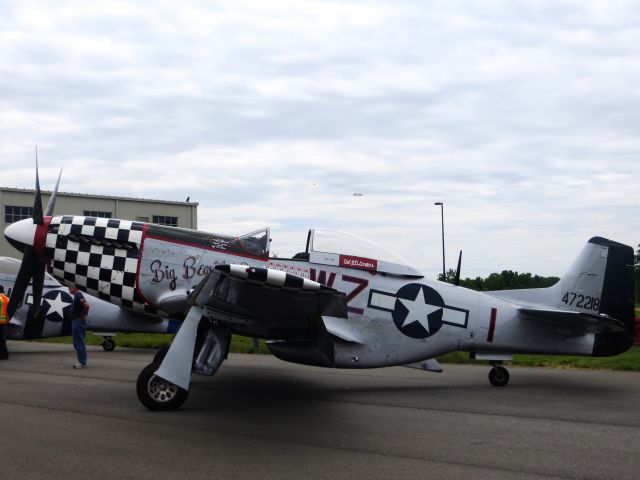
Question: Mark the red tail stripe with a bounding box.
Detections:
[487,308,497,342]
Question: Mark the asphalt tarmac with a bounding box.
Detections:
[1,341,639,480]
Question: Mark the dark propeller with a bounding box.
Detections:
[45,169,62,216]
[453,250,462,287]
[6,163,61,320]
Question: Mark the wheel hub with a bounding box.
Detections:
[148,375,179,402]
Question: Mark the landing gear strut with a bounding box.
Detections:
[136,320,230,411]
[153,345,169,364]
[488,364,510,387]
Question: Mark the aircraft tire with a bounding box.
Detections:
[488,366,509,387]
[101,338,116,352]
[136,362,189,411]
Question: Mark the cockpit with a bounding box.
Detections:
[227,228,270,259]
[226,226,422,276]
[289,228,422,276]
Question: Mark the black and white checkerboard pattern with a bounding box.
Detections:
[45,216,157,314]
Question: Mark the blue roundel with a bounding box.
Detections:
[392,283,444,339]
[40,289,74,323]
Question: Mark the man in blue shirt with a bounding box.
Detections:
[68,286,90,368]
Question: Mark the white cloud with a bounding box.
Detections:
[1,0,638,279]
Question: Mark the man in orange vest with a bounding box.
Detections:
[0,285,9,360]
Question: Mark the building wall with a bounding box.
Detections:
[0,188,198,258]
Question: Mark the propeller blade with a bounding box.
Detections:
[454,250,462,286]
[33,156,44,225]
[31,260,46,318]
[6,158,52,320]
[44,168,62,216]
[6,247,39,319]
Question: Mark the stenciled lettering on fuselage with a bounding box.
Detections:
[368,283,469,339]
[142,227,268,294]
[339,255,377,272]
[268,261,311,279]
[148,256,229,291]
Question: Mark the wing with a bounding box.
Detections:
[519,307,628,334]
[154,264,348,390]
[193,264,347,338]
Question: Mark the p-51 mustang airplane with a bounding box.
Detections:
[4,168,635,410]
[0,256,179,349]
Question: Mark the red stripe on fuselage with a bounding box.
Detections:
[487,308,497,342]
[34,216,52,261]
[135,224,152,308]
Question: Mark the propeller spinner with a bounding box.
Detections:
[4,163,61,319]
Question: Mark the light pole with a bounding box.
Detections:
[434,202,445,281]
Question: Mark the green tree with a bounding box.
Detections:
[483,272,506,290]
[461,276,485,290]
[437,270,559,291]
[437,268,458,283]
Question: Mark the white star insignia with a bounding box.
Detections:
[399,287,442,333]
[44,291,72,318]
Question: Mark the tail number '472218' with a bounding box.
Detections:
[561,292,600,311]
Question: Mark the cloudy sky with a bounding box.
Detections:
[1,0,638,279]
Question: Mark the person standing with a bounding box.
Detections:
[0,286,9,360]
[68,286,90,368]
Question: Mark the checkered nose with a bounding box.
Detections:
[4,218,38,253]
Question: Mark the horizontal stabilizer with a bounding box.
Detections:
[520,307,628,334]
[403,358,443,373]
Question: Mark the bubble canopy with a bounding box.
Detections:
[307,228,422,276]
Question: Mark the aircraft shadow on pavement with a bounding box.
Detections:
[183,365,619,417]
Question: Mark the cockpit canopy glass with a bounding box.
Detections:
[310,228,411,267]
[228,227,270,259]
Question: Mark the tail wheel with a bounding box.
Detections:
[101,337,116,352]
[489,366,510,387]
[136,362,189,411]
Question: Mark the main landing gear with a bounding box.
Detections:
[488,363,510,387]
[135,345,183,411]
[136,362,189,411]
[136,321,230,411]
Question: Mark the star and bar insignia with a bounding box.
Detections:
[368,283,469,339]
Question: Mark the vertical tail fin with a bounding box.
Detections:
[489,237,635,355]
[546,237,635,355]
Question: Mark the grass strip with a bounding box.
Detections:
[34,333,640,371]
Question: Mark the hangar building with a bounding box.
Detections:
[0,187,198,258]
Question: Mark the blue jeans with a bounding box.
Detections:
[72,318,87,365]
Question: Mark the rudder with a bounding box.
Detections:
[589,237,636,355]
